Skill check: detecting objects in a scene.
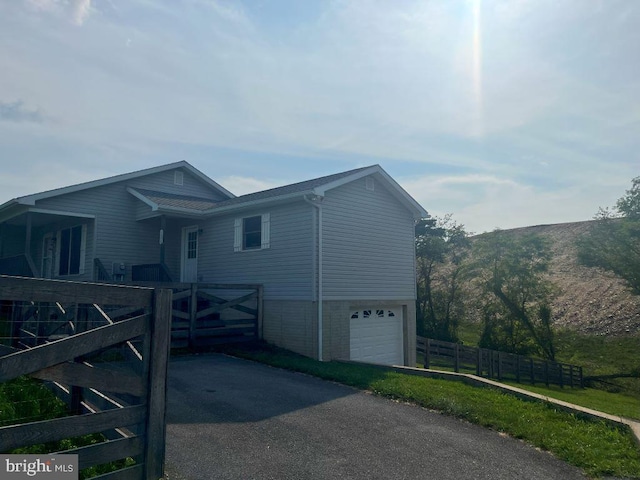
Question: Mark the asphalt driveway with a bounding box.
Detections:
[164,354,586,480]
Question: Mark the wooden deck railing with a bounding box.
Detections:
[131,264,173,283]
[93,257,113,282]
[0,275,172,480]
[0,255,36,277]
[417,336,583,388]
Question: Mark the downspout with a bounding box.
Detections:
[304,195,324,361]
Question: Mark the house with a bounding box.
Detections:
[0,162,427,365]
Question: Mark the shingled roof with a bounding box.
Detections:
[128,188,219,211]
[212,165,374,208]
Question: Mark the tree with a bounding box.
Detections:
[473,231,556,360]
[577,177,640,294]
[415,215,470,342]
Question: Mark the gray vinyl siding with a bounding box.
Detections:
[27,168,220,282]
[321,177,417,300]
[127,170,229,200]
[198,201,314,300]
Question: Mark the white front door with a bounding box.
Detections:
[181,226,199,283]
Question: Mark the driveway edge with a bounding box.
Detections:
[337,360,640,448]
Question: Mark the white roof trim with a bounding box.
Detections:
[200,165,426,218]
[312,166,380,195]
[0,206,95,225]
[28,208,96,219]
[9,161,235,207]
[314,165,427,218]
[201,190,315,216]
[127,187,159,211]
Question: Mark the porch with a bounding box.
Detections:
[0,210,196,284]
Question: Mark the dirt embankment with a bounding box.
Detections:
[496,221,640,336]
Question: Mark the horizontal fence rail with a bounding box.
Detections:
[417,336,583,388]
[130,282,263,350]
[0,275,172,480]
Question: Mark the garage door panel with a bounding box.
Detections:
[350,307,403,365]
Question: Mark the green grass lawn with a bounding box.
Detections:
[500,381,640,421]
[454,322,640,420]
[225,343,640,479]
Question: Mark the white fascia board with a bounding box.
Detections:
[373,168,428,219]
[0,204,29,224]
[0,206,95,225]
[201,190,314,216]
[312,166,380,195]
[313,165,428,219]
[182,163,236,199]
[16,161,189,205]
[0,198,19,212]
[127,187,159,211]
[12,160,234,206]
[156,205,209,215]
[28,208,96,219]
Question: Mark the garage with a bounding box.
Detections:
[349,307,403,365]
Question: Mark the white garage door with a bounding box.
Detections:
[350,308,403,365]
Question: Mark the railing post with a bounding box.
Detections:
[144,288,172,480]
[516,355,521,383]
[530,358,535,385]
[579,366,584,388]
[497,351,502,380]
[476,347,481,376]
[544,361,549,387]
[424,338,430,369]
[454,343,459,373]
[189,284,198,349]
[569,365,574,388]
[559,363,564,389]
[257,285,264,340]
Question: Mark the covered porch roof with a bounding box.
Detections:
[127,187,219,220]
[0,206,95,227]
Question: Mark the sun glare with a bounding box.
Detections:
[471,0,483,137]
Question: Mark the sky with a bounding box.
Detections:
[0,0,638,234]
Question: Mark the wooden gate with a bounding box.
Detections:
[0,276,172,480]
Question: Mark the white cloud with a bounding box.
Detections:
[21,0,93,25]
[70,0,91,25]
[402,173,627,234]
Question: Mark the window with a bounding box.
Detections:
[234,213,270,252]
[243,216,262,249]
[187,230,198,259]
[57,225,86,276]
[174,171,184,186]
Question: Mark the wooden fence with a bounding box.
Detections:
[417,336,583,388]
[0,275,172,480]
[131,282,263,349]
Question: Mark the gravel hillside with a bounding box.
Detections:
[497,221,640,336]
